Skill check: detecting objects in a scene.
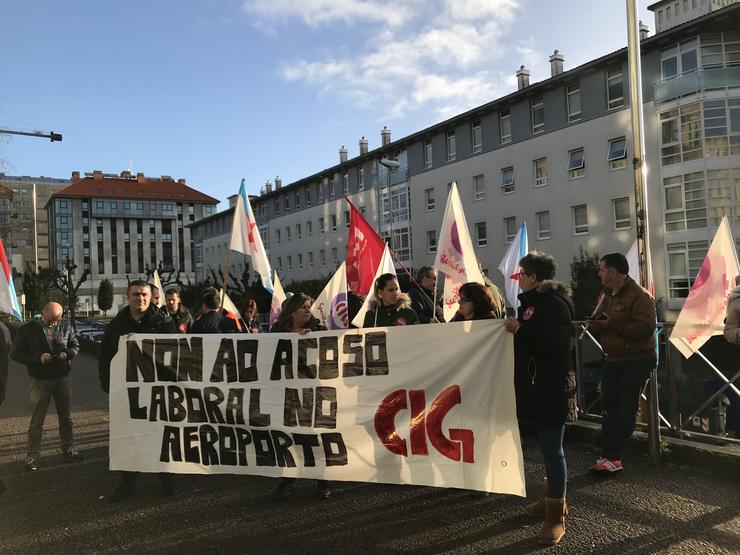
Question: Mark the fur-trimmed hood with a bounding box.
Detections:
[536,280,572,297]
[368,292,412,311]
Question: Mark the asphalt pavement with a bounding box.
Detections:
[0,352,738,554]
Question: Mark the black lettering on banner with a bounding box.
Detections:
[127,387,147,419]
[185,388,207,423]
[252,429,277,466]
[292,433,320,467]
[297,337,317,379]
[314,387,337,429]
[167,385,186,422]
[236,339,259,382]
[218,425,238,466]
[365,331,389,375]
[154,338,178,382]
[178,337,203,382]
[149,385,167,422]
[225,389,246,425]
[270,339,293,380]
[236,428,252,466]
[203,387,226,424]
[183,426,200,463]
[319,337,339,379]
[199,424,220,466]
[283,388,314,427]
[126,339,155,382]
[210,338,237,382]
[249,389,270,426]
[160,426,182,462]
[322,432,348,466]
[342,335,363,377]
[271,430,297,468]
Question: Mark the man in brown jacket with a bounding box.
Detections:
[588,253,656,473]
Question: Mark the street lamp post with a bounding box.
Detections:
[379,158,401,251]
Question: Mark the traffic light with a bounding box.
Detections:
[50,132,62,142]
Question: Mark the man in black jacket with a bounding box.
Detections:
[12,302,82,471]
[190,288,238,334]
[164,287,193,333]
[0,320,10,494]
[408,266,444,324]
[99,280,177,501]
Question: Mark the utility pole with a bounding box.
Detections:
[0,129,62,142]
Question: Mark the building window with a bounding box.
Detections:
[277,256,282,271]
[567,84,582,122]
[471,120,482,153]
[660,38,698,79]
[343,173,349,195]
[660,102,702,165]
[667,241,708,298]
[332,247,338,266]
[296,223,302,239]
[476,222,487,247]
[536,211,551,239]
[295,192,300,209]
[473,174,485,200]
[287,255,292,270]
[446,130,456,162]
[286,226,291,242]
[427,230,437,254]
[424,138,433,169]
[500,110,512,143]
[320,249,326,267]
[607,68,624,110]
[664,172,707,231]
[345,209,350,229]
[608,137,628,169]
[568,148,585,179]
[573,204,589,235]
[276,229,281,243]
[307,220,312,236]
[319,217,325,234]
[330,214,337,232]
[308,251,314,268]
[330,177,336,199]
[500,167,514,194]
[704,99,740,157]
[531,96,544,133]
[298,253,303,269]
[359,168,365,190]
[274,199,280,216]
[317,183,324,202]
[534,158,548,187]
[306,188,312,206]
[425,188,435,211]
[284,196,290,211]
[613,198,632,229]
[504,217,516,243]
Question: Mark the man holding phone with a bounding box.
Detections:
[12,302,82,471]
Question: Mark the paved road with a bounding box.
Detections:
[1,352,738,554]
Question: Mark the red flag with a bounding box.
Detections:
[345,198,385,296]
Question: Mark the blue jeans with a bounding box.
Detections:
[28,375,74,459]
[601,359,653,460]
[537,424,566,498]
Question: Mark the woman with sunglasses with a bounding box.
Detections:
[450,282,502,321]
[270,293,331,500]
[362,273,419,328]
[503,252,576,546]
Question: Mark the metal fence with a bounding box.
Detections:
[572,321,740,448]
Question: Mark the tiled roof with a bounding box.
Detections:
[52,175,219,204]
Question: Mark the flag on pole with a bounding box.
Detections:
[229,179,273,293]
[351,244,395,328]
[498,223,529,310]
[0,237,22,320]
[432,182,484,321]
[269,273,287,328]
[152,270,165,307]
[346,198,386,296]
[310,262,349,330]
[670,216,740,358]
[626,239,655,297]
[218,289,244,331]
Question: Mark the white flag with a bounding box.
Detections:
[497,223,529,310]
[152,271,165,307]
[442,276,464,322]
[352,244,396,328]
[670,216,740,358]
[269,273,287,328]
[219,289,243,324]
[626,239,655,297]
[230,179,273,292]
[311,262,349,330]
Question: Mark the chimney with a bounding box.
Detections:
[339,146,348,163]
[228,194,238,208]
[516,65,530,90]
[265,179,273,193]
[639,21,649,40]
[381,126,391,146]
[549,50,564,77]
[72,171,80,182]
[93,170,103,180]
[136,172,146,183]
[275,176,282,189]
[177,178,186,186]
[359,136,368,155]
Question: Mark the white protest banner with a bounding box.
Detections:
[109,320,525,496]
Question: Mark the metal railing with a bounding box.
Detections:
[653,66,740,104]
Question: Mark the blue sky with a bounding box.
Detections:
[1,0,652,207]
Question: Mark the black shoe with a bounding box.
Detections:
[63,447,84,461]
[315,484,331,500]
[108,481,135,502]
[24,457,38,472]
[273,480,298,500]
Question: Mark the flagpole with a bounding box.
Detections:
[220,248,233,310]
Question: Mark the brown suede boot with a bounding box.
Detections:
[537,497,566,545]
[524,477,547,517]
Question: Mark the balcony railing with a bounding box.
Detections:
[654,66,740,104]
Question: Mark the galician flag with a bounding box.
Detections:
[670,216,740,358]
[269,273,287,328]
[351,244,395,328]
[152,270,165,307]
[310,262,349,330]
[0,237,22,320]
[230,179,273,293]
[432,182,484,321]
[498,223,529,310]
[626,239,655,298]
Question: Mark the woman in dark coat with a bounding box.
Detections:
[449,282,501,321]
[241,299,262,334]
[362,273,418,328]
[504,252,576,546]
[269,293,330,500]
